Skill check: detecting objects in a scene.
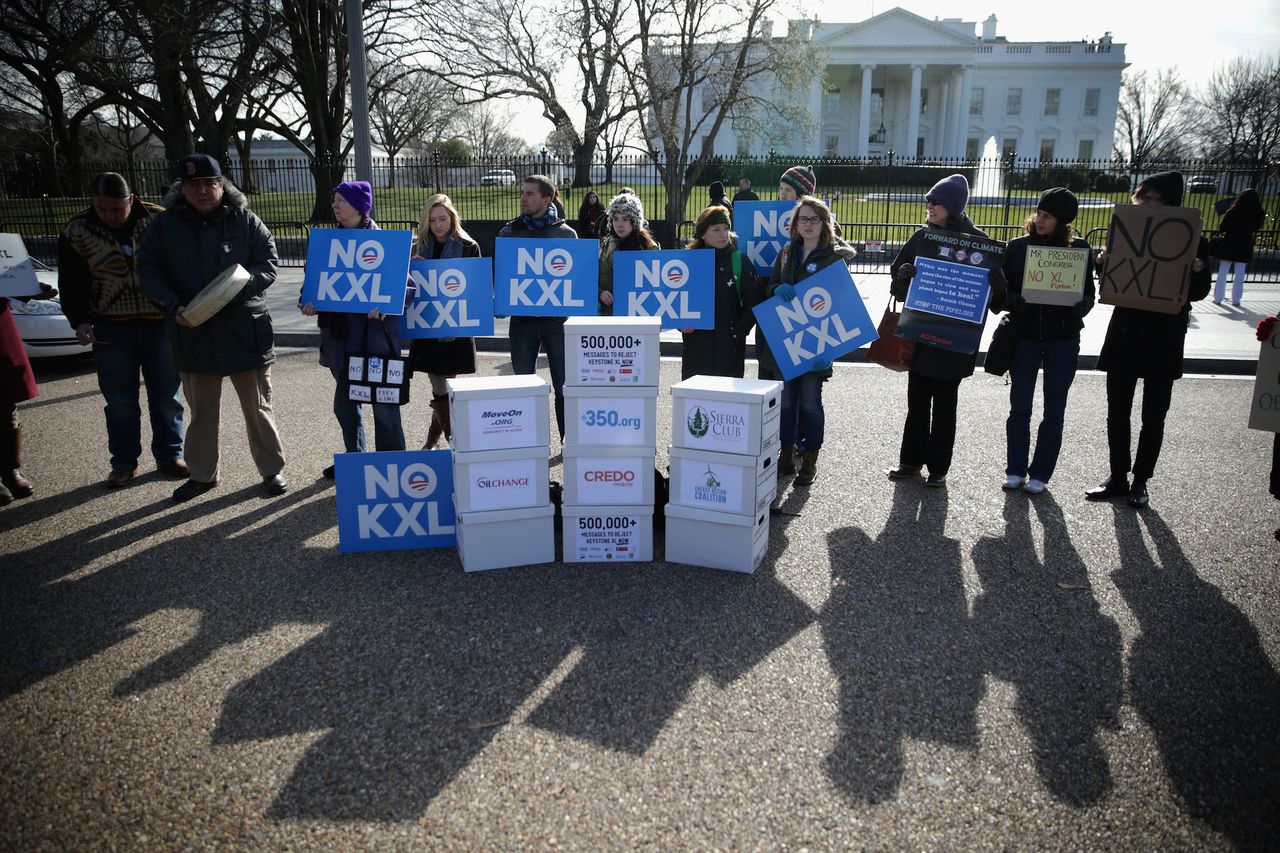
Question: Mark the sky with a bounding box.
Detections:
[507,0,1280,145]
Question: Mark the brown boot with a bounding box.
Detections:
[423,404,444,450]
[778,444,796,476]
[435,394,453,446]
[1,422,32,498]
[795,450,819,486]
[0,479,12,507]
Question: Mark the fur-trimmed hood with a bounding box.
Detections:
[161,178,249,212]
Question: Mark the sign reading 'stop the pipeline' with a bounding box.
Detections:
[493,238,599,317]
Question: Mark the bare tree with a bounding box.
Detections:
[1113,68,1197,168]
[456,103,532,161]
[1196,54,1280,174]
[369,61,457,187]
[625,1,820,222]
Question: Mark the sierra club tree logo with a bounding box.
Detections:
[687,406,710,438]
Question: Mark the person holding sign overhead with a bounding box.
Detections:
[679,205,762,382]
[997,187,1095,495]
[887,174,1007,488]
[758,197,855,485]
[409,193,480,449]
[598,192,658,317]
[300,181,406,478]
[1088,172,1211,509]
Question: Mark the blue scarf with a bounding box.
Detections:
[519,210,558,232]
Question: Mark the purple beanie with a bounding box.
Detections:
[333,180,374,217]
[926,174,970,216]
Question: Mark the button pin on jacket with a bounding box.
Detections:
[221,242,232,253]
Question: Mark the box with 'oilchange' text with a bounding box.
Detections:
[564,385,658,448]
[451,445,550,514]
[668,445,777,518]
[565,316,661,387]
[561,444,655,506]
[663,503,770,574]
[447,375,551,453]
[671,376,782,457]
[562,505,654,563]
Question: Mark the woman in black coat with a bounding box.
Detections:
[679,205,762,381]
[1212,188,1266,306]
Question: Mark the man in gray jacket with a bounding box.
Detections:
[138,154,287,501]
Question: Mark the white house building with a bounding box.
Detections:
[712,8,1128,161]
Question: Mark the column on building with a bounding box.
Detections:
[934,73,950,158]
[857,64,874,158]
[809,76,824,155]
[956,66,974,158]
[906,64,923,161]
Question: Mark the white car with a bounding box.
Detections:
[9,258,86,359]
[479,169,517,186]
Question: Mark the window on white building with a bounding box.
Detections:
[1002,138,1018,160]
[825,89,841,116]
[920,89,928,116]
[970,88,984,116]
[916,137,925,158]
[1084,88,1100,117]
[1006,87,1022,116]
[1077,139,1094,161]
[870,88,885,116]
[1039,139,1055,161]
[966,138,980,159]
[1044,88,1060,117]
[825,135,839,157]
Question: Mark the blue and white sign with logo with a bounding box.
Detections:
[752,262,878,381]
[401,257,494,339]
[301,228,412,315]
[613,248,714,330]
[738,201,796,276]
[905,257,991,325]
[335,450,457,553]
[493,238,599,317]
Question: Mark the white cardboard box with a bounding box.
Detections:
[668,445,777,517]
[562,504,654,563]
[455,501,555,572]
[448,375,550,452]
[671,376,782,457]
[565,316,661,387]
[663,502,770,573]
[452,446,550,514]
[562,444,655,506]
[564,386,659,448]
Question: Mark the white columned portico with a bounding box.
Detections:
[935,75,950,157]
[956,65,974,157]
[858,64,874,158]
[809,77,824,154]
[946,72,962,159]
[906,65,924,160]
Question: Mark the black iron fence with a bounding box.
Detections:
[3,153,1278,279]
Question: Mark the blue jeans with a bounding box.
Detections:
[330,367,406,453]
[780,373,827,452]
[509,316,567,439]
[92,320,184,470]
[1006,336,1080,483]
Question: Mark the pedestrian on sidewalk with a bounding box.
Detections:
[410,193,480,449]
[301,181,406,477]
[1087,171,1211,509]
[577,191,604,240]
[0,284,54,505]
[680,204,762,382]
[1212,189,1266,306]
[598,192,658,318]
[997,187,1095,496]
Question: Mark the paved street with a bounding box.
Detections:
[2,350,1278,850]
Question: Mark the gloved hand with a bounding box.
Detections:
[774,283,797,302]
[1257,315,1278,342]
[894,264,916,281]
[812,358,833,371]
[495,314,509,320]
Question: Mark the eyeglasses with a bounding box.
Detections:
[796,216,822,225]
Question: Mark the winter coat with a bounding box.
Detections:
[409,234,481,377]
[598,231,659,316]
[137,182,278,377]
[1214,204,1266,264]
[0,299,37,405]
[890,213,1002,380]
[757,238,858,380]
[1096,236,1212,380]
[578,203,605,239]
[497,213,578,325]
[1000,233,1096,341]
[732,189,760,203]
[312,217,404,369]
[58,197,166,327]
[681,243,764,380]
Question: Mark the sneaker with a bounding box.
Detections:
[886,464,922,480]
[1002,474,1025,491]
[925,473,947,488]
[1023,478,1046,495]
[173,479,217,502]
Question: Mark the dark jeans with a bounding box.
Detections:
[1006,337,1080,483]
[509,316,567,439]
[899,372,962,475]
[330,368,405,453]
[1105,373,1175,481]
[92,319,184,470]
[780,373,827,452]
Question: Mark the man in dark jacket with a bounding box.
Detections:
[499,174,578,440]
[138,154,287,501]
[59,172,187,488]
[732,178,759,203]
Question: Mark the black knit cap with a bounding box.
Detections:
[1037,187,1078,224]
[695,207,731,238]
[1136,171,1184,207]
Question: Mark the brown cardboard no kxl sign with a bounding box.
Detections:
[1249,330,1280,433]
[1099,204,1202,315]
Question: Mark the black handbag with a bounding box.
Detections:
[347,318,411,406]
[983,314,1018,377]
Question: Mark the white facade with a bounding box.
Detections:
[716,8,1127,161]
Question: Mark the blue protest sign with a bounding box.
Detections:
[493,238,599,317]
[905,257,990,324]
[738,201,796,276]
[335,450,457,553]
[894,308,984,355]
[613,248,714,330]
[401,257,494,339]
[752,262,878,380]
[301,228,412,315]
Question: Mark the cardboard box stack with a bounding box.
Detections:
[665,376,783,573]
[560,316,662,563]
[448,375,554,572]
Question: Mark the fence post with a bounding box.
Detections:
[432,148,441,195]
[1002,150,1016,227]
[884,148,894,244]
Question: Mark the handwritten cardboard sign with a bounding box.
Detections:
[1023,246,1088,306]
[1249,328,1280,433]
[1099,204,1202,315]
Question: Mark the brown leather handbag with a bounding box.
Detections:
[867,297,914,372]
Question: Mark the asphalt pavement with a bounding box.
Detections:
[3,346,1279,849]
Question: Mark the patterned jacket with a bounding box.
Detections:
[58,198,167,327]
